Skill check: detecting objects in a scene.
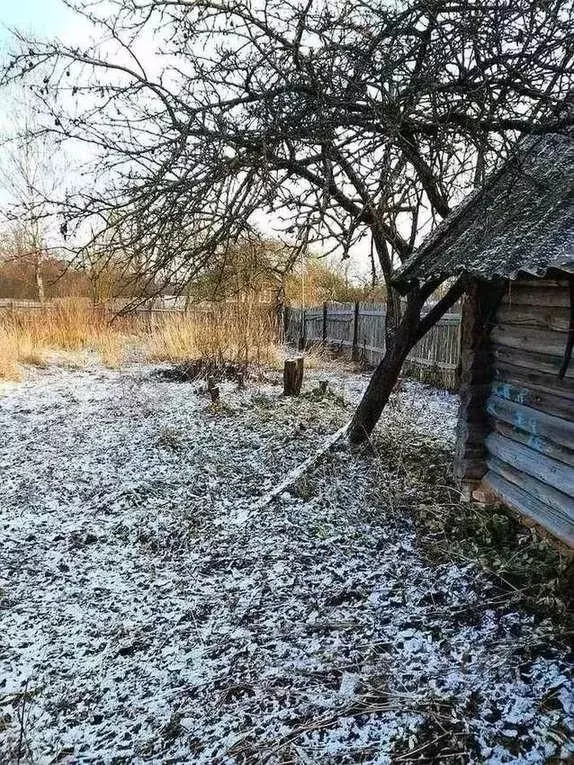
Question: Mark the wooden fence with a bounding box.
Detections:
[0,298,185,316]
[0,297,461,389]
[0,298,281,336]
[285,302,462,390]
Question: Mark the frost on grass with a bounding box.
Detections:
[0,363,572,763]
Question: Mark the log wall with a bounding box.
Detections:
[479,277,574,546]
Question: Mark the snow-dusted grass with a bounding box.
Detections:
[0,363,572,763]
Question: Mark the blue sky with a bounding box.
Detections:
[0,0,73,44]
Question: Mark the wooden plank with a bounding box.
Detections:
[490,325,569,357]
[485,432,574,497]
[496,304,570,332]
[406,357,458,371]
[493,362,574,400]
[490,380,573,420]
[510,279,571,290]
[484,471,574,547]
[501,285,570,308]
[486,395,574,450]
[487,456,574,520]
[492,344,574,379]
[491,419,574,467]
[245,421,350,519]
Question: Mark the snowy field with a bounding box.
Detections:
[0,361,572,763]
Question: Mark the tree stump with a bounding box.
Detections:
[207,375,220,405]
[284,357,304,396]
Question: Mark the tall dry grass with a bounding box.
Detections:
[0,299,280,380]
[0,299,132,379]
[147,304,279,366]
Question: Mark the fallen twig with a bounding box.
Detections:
[250,421,350,513]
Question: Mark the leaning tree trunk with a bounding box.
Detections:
[347,340,411,443]
[347,290,423,444]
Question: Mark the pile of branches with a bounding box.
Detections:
[155,359,250,385]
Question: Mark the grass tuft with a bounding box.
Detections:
[146,305,279,367]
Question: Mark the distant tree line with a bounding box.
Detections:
[0,228,381,306]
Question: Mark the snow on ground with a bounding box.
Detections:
[0,362,572,763]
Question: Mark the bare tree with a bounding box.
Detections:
[2,0,573,439]
[0,91,66,302]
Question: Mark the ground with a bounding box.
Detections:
[0,360,572,764]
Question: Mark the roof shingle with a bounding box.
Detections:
[394,132,574,290]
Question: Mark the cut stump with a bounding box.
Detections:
[284,357,304,396]
[207,375,220,404]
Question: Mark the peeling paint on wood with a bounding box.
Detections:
[491,419,574,467]
[486,432,574,496]
[490,380,573,419]
[486,395,574,450]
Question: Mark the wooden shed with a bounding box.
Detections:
[395,132,574,547]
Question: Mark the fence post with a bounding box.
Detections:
[299,308,307,350]
[283,305,290,343]
[322,302,328,345]
[351,301,360,361]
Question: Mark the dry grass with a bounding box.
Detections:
[0,300,131,380]
[146,304,279,367]
[0,299,281,380]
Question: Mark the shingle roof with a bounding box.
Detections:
[393,131,574,291]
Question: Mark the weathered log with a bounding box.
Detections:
[501,284,570,307]
[485,432,574,496]
[496,304,570,332]
[491,418,574,467]
[492,344,574,379]
[487,455,573,518]
[284,357,304,396]
[484,470,574,547]
[490,325,569,357]
[486,395,574,449]
[493,362,574,400]
[454,280,502,481]
[490,380,573,420]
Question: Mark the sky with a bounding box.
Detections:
[0,0,373,278]
[0,0,74,44]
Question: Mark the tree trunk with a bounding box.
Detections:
[347,335,414,443]
[347,277,467,444]
[35,259,45,303]
[347,290,423,443]
[284,357,304,396]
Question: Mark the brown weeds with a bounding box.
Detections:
[0,299,280,379]
[146,303,279,366]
